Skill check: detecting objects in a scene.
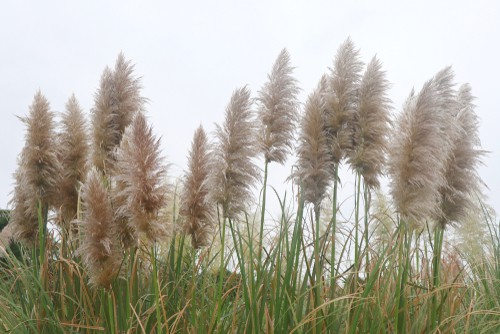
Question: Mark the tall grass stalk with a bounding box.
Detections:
[430,225,445,331]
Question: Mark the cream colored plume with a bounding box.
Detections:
[438,83,485,227]
[295,78,333,209]
[389,68,456,227]
[91,53,144,174]
[113,112,168,244]
[210,86,260,220]
[348,56,392,188]
[324,37,364,164]
[55,94,89,226]
[180,126,215,249]
[9,91,59,245]
[257,48,300,164]
[77,168,121,288]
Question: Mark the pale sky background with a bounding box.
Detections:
[0,0,498,217]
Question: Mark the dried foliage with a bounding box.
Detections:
[55,94,89,225]
[77,168,121,288]
[348,56,392,188]
[389,68,456,227]
[295,79,332,209]
[180,126,214,248]
[91,53,144,173]
[324,37,364,164]
[210,87,260,220]
[438,84,485,227]
[114,112,168,243]
[257,48,300,164]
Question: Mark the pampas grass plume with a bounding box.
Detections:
[389,68,456,226]
[324,37,364,164]
[295,78,332,209]
[257,48,300,164]
[438,84,485,226]
[55,94,89,225]
[78,168,121,288]
[10,91,59,244]
[180,125,214,248]
[114,112,168,243]
[210,86,260,220]
[21,91,60,205]
[91,53,144,173]
[348,56,392,188]
[9,164,38,245]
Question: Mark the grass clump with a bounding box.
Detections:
[1,42,498,334]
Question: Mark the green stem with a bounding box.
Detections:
[354,172,362,277]
[259,160,269,267]
[215,208,226,331]
[363,184,370,275]
[395,223,412,334]
[430,226,444,332]
[313,204,324,333]
[152,244,163,334]
[328,164,339,327]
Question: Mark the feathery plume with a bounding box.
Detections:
[91,53,144,173]
[210,87,260,220]
[21,91,60,205]
[114,112,168,243]
[9,91,59,245]
[78,168,121,288]
[257,48,300,164]
[324,37,364,164]
[180,126,214,248]
[55,94,89,225]
[295,79,332,209]
[347,56,392,188]
[438,84,485,227]
[9,162,38,245]
[389,68,456,226]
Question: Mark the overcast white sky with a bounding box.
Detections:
[0,0,498,216]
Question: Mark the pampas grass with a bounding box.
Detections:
[324,37,364,164]
[295,78,332,210]
[389,68,456,227]
[9,91,59,245]
[78,168,121,288]
[20,91,60,206]
[438,83,485,227]
[114,112,168,243]
[2,42,496,334]
[348,56,391,188]
[55,94,89,226]
[210,86,260,220]
[9,165,38,244]
[257,48,300,165]
[91,54,144,174]
[180,125,214,249]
